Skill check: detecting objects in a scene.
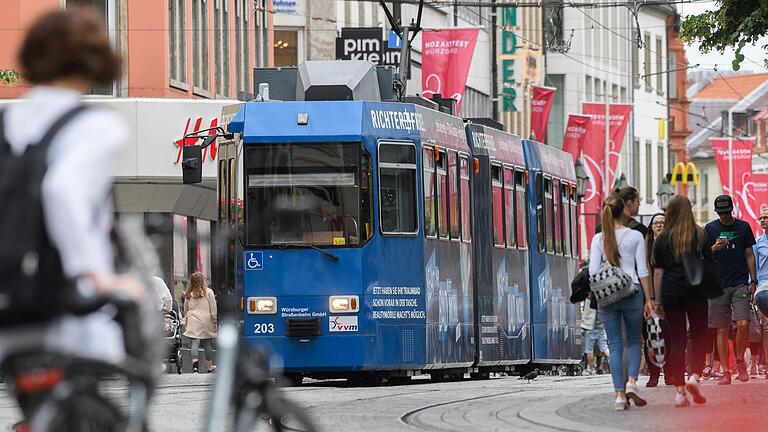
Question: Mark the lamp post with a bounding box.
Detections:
[575,159,589,200]
[657,176,674,211]
[612,173,628,191]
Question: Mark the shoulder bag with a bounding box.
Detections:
[588,231,637,308]
[681,231,724,299]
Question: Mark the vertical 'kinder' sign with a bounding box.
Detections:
[421,29,479,115]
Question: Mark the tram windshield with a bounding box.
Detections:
[244,142,372,247]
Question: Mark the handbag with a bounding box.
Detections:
[588,231,637,308]
[682,232,724,299]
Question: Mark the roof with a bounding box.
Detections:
[692,73,768,100]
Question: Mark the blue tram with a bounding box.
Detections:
[222,61,581,381]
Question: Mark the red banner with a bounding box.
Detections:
[711,137,759,234]
[753,174,768,224]
[581,103,633,189]
[421,29,480,114]
[530,85,556,142]
[562,114,592,163]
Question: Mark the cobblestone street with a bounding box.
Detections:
[2,373,766,431]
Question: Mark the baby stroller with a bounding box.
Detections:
[163,301,183,374]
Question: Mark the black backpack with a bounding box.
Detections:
[0,105,89,326]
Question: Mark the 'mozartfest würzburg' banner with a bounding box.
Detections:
[712,137,759,235]
[421,29,480,115]
[530,85,556,142]
[562,114,592,163]
[580,103,632,247]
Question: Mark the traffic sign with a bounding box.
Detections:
[244,251,264,271]
[388,30,402,49]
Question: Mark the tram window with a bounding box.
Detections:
[535,173,545,252]
[448,151,460,240]
[570,188,579,257]
[504,167,515,248]
[561,183,570,256]
[492,164,504,247]
[553,178,562,255]
[361,147,374,242]
[379,142,418,235]
[244,142,369,247]
[229,158,236,222]
[514,170,527,248]
[436,150,449,240]
[459,155,471,242]
[423,148,437,238]
[545,177,555,253]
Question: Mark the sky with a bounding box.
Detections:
[678,1,768,72]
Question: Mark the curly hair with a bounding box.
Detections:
[19,7,121,85]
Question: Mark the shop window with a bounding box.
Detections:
[423,148,436,238]
[460,155,471,242]
[492,164,504,247]
[515,170,527,248]
[436,150,449,240]
[504,167,515,248]
[274,29,299,67]
[379,142,418,235]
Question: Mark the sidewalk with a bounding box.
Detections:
[559,378,768,432]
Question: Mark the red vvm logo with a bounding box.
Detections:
[174,117,219,164]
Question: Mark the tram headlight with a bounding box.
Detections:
[329,295,359,313]
[247,297,277,314]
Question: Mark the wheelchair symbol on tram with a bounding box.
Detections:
[244,251,264,271]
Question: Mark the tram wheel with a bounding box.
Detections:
[470,372,490,380]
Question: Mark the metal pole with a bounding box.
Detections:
[605,101,610,195]
[728,108,734,196]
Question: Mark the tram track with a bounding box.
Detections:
[399,390,525,431]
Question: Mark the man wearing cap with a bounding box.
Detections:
[705,195,757,384]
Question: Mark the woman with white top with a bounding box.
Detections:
[589,195,655,411]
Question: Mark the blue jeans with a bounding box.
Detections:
[756,290,768,317]
[598,287,644,392]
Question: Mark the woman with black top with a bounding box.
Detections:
[653,196,709,407]
[644,212,671,387]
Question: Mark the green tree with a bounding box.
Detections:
[679,1,768,71]
[0,69,21,85]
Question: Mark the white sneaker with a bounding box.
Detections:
[685,376,707,405]
[674,392,690,407]
[615,396,629,411]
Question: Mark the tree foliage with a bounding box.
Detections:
[679,0,768,71]
[0,69,21,85]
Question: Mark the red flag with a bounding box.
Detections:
[530,85,556,142]
[581,103,633,189]
[712,137,759,234]
[562,114,592,163]
[579,114,604,251]
[753,173,768,221]
[421,29,480,114]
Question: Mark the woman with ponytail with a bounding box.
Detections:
[589,195,654,411]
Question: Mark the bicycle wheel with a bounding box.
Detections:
[234,391,318,432]
[30,391,127,432]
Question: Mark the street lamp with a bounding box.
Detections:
[612,173,628,191]
[656,176,675,211]
[574,159,589,200]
